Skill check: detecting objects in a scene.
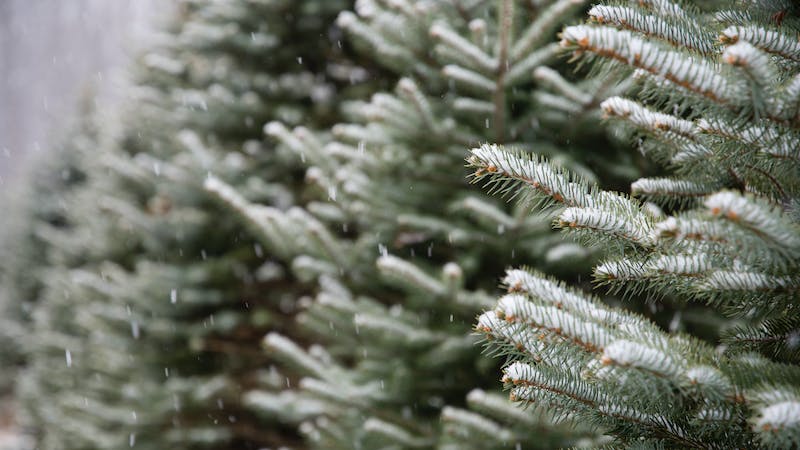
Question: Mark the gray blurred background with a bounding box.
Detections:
[0,0,165,184]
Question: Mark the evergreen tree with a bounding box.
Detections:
[15,0,798,449]
[207,0,637,448]
[471,1,800,448]
[0,97,93,394]
[14,1,369,448]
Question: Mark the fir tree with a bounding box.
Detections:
[471,1,800,448]
[0,97,93,394]
[16,0,798,449]
[13,1,368,448]
[207,0,637,448]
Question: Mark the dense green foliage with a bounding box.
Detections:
[472,0,800,448]
[2,0,798,449]
[210,1,639,448]
[7,1,367,448]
